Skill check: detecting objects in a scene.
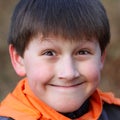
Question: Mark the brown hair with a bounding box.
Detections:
[8,0,110,56]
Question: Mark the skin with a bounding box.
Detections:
[9,35,106,113]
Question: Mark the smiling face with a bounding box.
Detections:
[10,35,106,113]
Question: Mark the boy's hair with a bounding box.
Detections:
[8,0,110,56]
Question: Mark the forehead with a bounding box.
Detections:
[31,34,98,47]
[34,33,97,42]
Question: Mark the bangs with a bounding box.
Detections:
[29,0,104,41]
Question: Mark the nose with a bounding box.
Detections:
[57,56,80,80]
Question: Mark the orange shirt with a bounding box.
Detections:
[0,78,120,120]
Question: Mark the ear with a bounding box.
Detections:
[9,44,26,77]
[100,49,106,70]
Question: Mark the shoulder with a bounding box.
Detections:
[103,103,120,120]
[0,117,14,120]
[103,103,120,118]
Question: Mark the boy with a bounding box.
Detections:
[0,0,120,119]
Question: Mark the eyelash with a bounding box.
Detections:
[77,49,91,55]
[42,50,56,56]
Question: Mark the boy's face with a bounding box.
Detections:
[10,35,105,113]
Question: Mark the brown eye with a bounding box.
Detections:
[77,50,90,55]
[43,51,56,56]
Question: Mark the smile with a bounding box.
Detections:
[48,82,85,88]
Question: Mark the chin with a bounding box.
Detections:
[53,101,82,113]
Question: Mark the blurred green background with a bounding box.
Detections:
[0,0,120,101]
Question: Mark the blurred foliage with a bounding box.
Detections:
[0,0,120,101]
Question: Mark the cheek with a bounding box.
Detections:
[26,62,54,84]
[80,61,101,83]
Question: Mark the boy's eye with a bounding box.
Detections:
[77,50,90,55]
[43,50,56,56]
